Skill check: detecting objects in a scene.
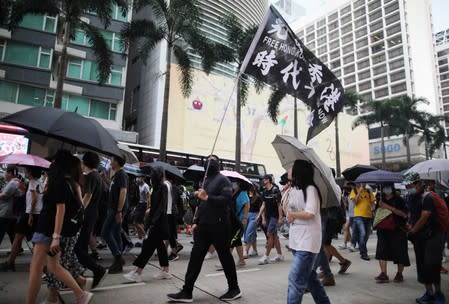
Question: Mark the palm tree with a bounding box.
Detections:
[387,95,428,164]
[8,0,129,108]
[221,14,263,172]
[414,112,448,159]
[352,98,396,168]
[121,0,232,162]
[429,125,448,159]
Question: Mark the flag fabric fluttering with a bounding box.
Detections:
[240,5,345,143]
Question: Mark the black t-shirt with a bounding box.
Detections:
[108,169,129,211]
[384,195,408,227]
[249,196,263,213]
[263,185,281,219]
[407,193,439,232]
[83,171,103,218]
[36,178,81,237]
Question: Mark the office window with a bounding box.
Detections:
[343,54,354,64]
[438,49,449,57]
[443,88,449,96]
[374,76,388,86]
[17,85,46,106]
[385,1,399,15]
[444,96,449,103]
[82,60,99,81]
[438,59,448,66]
[67,95,89,116]
[368,0,382,12]
[317,27,326,37]
[329,12,338,22]
[297,30,304,39]
[354,16,366,28]
[318,36,327,45]
[387,35,402,47]
[330,49,340,60]
[354,0,365,8]
[67,59,82,78]
[369,10,382,22]
[357,48,369,59]
[0,40,5,59]
[0,81,18,103]
[344,65,355,74]
[2,41,51,69]
[329,30,339,41]
[387,24,401,36]
[341,24,353,35]
[44,15,57,32]
[341,5,351,15]
[371,42,385,54]
[306,25,315,33]
[372,53,386,64]
[356,38,368,49]
[391,82,407,94]
[389,59,404,70]
[442,74,449,81]
[355,28,367,38]
[375,88,389,98]
[342,34,353,44]
[343,43,354,54]
[317,18,326,28]
[328,21,339,32]
[330,60,341,69]
[373,64,387,76]
[341,14,352,25]
[354,7,366,19]
[318,45,327,55]
[90,100,111,120]
[386,12,400,25]
[113,3,128,21]
[19,14,57,33]
[344,75,356,84]
[306,33,315,42]
[73,29,87,45]
[358,70,371,80]
[358,59,370,70]
[371,31,384,43]
[440,66,449,74]
[388,47,403,59]
[390,70,405,82]
[109,65,123,85]
[441,80,449,88]
[38,47,52,68]
[358,81,371,91]
[329,40,339,50]
[370,20,383,32]
[333,69,341,77]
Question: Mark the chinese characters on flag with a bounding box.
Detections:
[240,5,345,143]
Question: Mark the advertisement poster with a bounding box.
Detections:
[0,133,29,157]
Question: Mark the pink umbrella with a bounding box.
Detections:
[221,170,252,186]
[0,153,51,168]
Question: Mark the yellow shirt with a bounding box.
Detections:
[350,189,375,218]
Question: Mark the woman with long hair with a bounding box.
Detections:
[123,167,171,282]
[27,150,93,304]
[285,159,330,304]
[244,186,263,258]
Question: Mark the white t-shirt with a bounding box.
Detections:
[138,183,150,204]
[164,181,173,215]
[26,179,43,214]
[288,186,322,254]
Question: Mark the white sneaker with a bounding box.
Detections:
[83,278,94,291]
[153,270,171,280]
[338,244,347,250]
[269,255,284,263]
[348,246,357,252]
[205,252,217,260]
[249,250,259,257]
[123,269,143,283]
[258,255,269,265]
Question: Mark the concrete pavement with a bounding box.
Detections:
[0,231,448,303]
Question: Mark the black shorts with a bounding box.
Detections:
[230,227,243,248]
[375,229,410,266]
[413,233,443,285]
[323,219,338,246]
[133,204,147,224]
[16,213,40,241]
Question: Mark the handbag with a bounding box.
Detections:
[373,208,392,228]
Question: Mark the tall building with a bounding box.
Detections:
[436,28,449,135]
[0,5,136,142]
[124,0,267,145]
[293,0,442,168]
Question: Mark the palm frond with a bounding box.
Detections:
[352,113,376,129]
[254,79,265,94]
[0,0,13,26]
[173,45,193,97]
[82,0,113,28]
[8,0,59,30]
[80,21,113,84]
[221,13,245,49]
[268,89,287,123]
[134,0,168,22]
[238,74,250,108]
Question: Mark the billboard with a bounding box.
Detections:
[0,133,29,157]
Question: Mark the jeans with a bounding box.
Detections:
[244,212,258,244]
[183,223,238,294]
[288,250,331,304]
[101,208,123,256]
[352,217,370,256]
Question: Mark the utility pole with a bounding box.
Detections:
[335,115,341,177]
[294,97,298,139]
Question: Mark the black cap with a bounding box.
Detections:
[262,174,273,182]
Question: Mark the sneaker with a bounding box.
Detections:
[83,278,94,291]
[0,261,15,272]
[434,291,446,304]
[361,255,370,261]
[269,255,284,263]
[154,270,171,280]
[375,272,390,283]
[338,259,352,274]
[441,266,448,274]
[219,288,242,301]
[92,268,108,289]
[176,243,184,254]
[248,250,259,257]
[167,290,193,303]
[77,291,93,304]
[258,255,269,265]
[393,272,404,283]
[97,244,107,250]
[123,269,143,283]
[243,251,248,259]
[338,244,347,250]
[321,275,336,286]
[122,243,134,254]
[205,251,217,260]
[168,253,179,261]
[348,245,357,252]
[416,291,435,304]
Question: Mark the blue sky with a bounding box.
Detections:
[433,0,449,32]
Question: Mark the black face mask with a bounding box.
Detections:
[204,159,220,176]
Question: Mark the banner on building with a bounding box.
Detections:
[240,5,345,142]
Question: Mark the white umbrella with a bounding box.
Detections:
[272,135,341,208]
[406,159,449,188]
[118,143,139,164]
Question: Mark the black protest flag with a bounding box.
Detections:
[240,5,345,143]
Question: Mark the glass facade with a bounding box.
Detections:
[67,58,123,86]
[71,29,124,53]
[19,14,57,33]
[0,40,52,69]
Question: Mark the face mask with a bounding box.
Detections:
[204,159,220,175]
[383,187,393,195]
[407,188,417,195]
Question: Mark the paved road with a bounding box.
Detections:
[1,232,448,303]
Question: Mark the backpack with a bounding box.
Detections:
[426,191,449,233]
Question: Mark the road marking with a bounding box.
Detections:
[59,282,145,295]
[205,268,261,277]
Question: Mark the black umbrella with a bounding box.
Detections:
[0,107,122,158]
[183,164,205,181]
[143,161,185,182]
[342,164,377,181]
